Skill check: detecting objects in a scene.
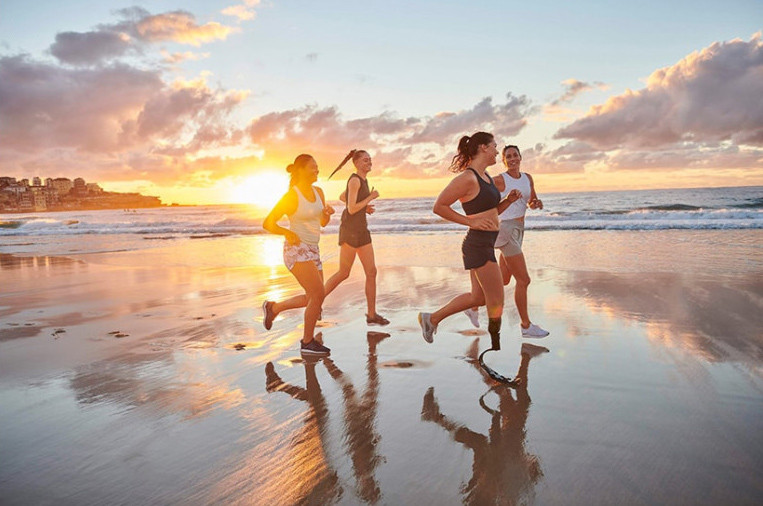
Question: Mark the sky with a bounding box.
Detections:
[1,0,761,207]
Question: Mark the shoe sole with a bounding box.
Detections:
[521,333,549,339]
[418,313,433,344]
[262,301,273,330]
[300,348,330,356]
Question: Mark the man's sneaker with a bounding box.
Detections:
[521,323,549,339]
[366,313,390,326]
[262,300,275,330]
[418,312,437,343]
[300,339,331,356]
[463,307,480,328]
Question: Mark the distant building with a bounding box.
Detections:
[31,186,47,211]
[0,177,16,187]
[32,176,42,187]
[72,178,88,198]
[86,182,103,194]
[20,179,29,187]
[52,178,73,196]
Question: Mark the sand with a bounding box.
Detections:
[1,230,762,505]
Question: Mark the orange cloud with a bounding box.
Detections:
[134,11,237,46]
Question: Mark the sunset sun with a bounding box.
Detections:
[230,171,288,208]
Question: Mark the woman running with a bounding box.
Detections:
[324,149,389,325]
[261,154,334,355]
[418,132,520,381]
[463,145,548,338]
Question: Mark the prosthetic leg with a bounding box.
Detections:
[478,317,520,385]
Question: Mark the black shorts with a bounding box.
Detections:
[461,229,498,270]
[338,225,372,248]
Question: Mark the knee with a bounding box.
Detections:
[311,286,326,304]
[365,266,377,279]
[337,269,351,281]
[516,274,531,287]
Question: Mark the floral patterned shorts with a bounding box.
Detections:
[283,242,323,271]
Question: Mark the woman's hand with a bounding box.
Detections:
[322,205,335,217]
[369,187,380,201]
[528,198,543,210]
[505,189,522,204]
[366,204,375,214]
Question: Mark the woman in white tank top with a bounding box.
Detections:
[464,145,549,339]
[262,154,336,356]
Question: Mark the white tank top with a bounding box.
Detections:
[288,186,323,245]
[498,172,531,220]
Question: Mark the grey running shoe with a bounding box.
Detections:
[300,339,331,356]
[521,323,549,338]
[463,307,480,328]
[418,312,436,343]
[262,300,275,330]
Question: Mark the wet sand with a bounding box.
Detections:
[1,231,762,505]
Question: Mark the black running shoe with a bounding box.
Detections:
[300,339,331,356]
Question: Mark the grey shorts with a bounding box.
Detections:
[495,219,524,257]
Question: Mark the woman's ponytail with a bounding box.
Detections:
[449,131,494,172]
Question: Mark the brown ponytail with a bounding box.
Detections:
[448,131,494,172]
[328,149,358,179]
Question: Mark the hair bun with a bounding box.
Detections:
[286,163,294,173]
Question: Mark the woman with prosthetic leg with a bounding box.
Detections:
[418,132,521,384]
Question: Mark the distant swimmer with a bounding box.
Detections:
[261,154,335,356]
[464,145,549,339]
[324,149,389,326]
[417,131,522,384]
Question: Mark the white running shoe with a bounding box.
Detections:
[418,312,437,343]
[463,307,480,328]
[521,323,549,339]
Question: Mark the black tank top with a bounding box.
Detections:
[462,168,500,215]
[340,173,370,231]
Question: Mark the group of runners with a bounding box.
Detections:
[260,131,548,381]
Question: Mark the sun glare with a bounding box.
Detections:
[231,172,288,208]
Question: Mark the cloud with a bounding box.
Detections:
[555,33,763,149]
[0,54,247,182]
[245,94,535,179]
[409,94,534,144]
[161,50,210,64]
[550,78,608,107]
[221,1,261,21]
[49,31,133,65]
[517,142,605,174]
[47,7,238,66]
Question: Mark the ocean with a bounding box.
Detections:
[1,186,762,256]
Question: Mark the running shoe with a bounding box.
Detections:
[300,339,331,355]
[366,313,390,326]
[463,307,480,328]
[262,300,275,330]
[418,312,437,343]
[521,323,549,338]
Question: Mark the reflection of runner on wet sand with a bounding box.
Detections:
[421,342,548,505]
[265,331,390,504]
[265,357,342,502]
[323,331,389,503]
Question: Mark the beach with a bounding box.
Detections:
[1,227,762,505]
